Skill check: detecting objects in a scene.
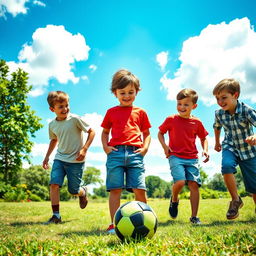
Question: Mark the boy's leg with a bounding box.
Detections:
[109,189,122,223]
[65,162,88,209]
[187,181,199,217]
[45,160,65,224]
[172,180,185,202]
[223,174,240,201]
[222,150,243,219]
[133,188,147,203]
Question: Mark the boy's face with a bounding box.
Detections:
[114,83,137,107]
[177,97,197,118]
[215,90,238,114]
[50,100,70,120]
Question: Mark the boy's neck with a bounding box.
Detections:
[227,101,238,115]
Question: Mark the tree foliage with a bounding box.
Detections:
[0,60,43,185]
[83,166,103,186]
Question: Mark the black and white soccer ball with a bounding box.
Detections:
[114,201,158,241]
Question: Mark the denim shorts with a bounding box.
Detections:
[106,145,146,192]
[50,159,85,194]
[221,149,256,193]
[168,155,201,186]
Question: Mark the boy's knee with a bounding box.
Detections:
[188,181,199,190]
[174,180,186,187]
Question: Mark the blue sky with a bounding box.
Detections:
[1,0,256,186]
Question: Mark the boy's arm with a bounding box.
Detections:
[42,139,58,169]
[134,129,151,156]
[76,128,96,161]
[245,134,256,146]
[158,131,171,158]
[101,128,117,154]
[200,137,209,163]
[214,128,222,152]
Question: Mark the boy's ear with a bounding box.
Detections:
[192,104,198,110]
[49,107,55,112]
[234,92,239,99]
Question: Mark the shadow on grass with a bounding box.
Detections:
[157,219,186,227]
[201,217,256,227]
[10,219,73,226]
[60,229,105,238]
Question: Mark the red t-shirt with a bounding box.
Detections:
[159,114,208,159]
[101,106,151,148]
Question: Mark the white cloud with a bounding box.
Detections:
[7,25,90,96]
[81,112,104,147]
[160,17,256,105]
[89,64,97,72]
[33,0,45,7]
[156,51,168,71]
[0,0,45,18]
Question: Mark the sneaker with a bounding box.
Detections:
[79,186,88,209]
[226,197,243,220]
[44,215,62,224]
[106,224,115,234]
[169,199,179,219]
[190,216,201,225]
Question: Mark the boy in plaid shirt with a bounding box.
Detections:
[213,78,256,219]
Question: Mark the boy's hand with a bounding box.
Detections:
[134,147,148,156]
[214,143,222,152]
[104,146,118,155]
[245,135,256,146]
[76,148,87,161]
[202,151,210,163]
[42,158,49,169]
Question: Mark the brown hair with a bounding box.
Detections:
[111,69,140,93]
[176,88,198,104]
[213,78,240,97]
[47,91,69,108]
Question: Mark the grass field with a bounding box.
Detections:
[0,197,256,255]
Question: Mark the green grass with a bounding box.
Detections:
[0,198,256,255]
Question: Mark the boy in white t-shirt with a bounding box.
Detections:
[42,91,95,224]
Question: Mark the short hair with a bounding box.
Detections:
[176,88,198,104]
[213,78,240,97]
[111,69,140,93]
[47,91,69,108]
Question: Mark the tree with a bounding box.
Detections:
[83,166,103,186]
[207,173,227,191]
[0,60,43,185]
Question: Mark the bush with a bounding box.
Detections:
[3,184,30,202]
[29,193,42,202]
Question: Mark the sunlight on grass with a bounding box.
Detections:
[0,198,256,255]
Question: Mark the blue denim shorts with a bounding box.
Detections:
[221,149,256,193]
[106,145,146,192]
[50,159,85,194]
[168,155,201,186]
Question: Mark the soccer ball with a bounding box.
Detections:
[114,201,158,241]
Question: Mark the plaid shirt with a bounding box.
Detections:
[213,101,256,160]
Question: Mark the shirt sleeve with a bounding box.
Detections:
[246,106,256,127]
[140,110,151,131]
[49,125,57,140]
[76,116,90,132]
[197,121,209,139]
[159,117,170,134]
[213,111,222,130]
[101,109,112,130]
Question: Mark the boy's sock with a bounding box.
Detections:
[52,204,60,218]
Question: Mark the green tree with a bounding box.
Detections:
[83,166,103,186]
[0,60,43,185]
[20,165,50,200]
[207,173,227,191]
[93,185,108,198]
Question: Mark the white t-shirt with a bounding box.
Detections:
[49,114,90,163]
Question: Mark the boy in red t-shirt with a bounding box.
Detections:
[101,69,151,234]
[158,88,209,225]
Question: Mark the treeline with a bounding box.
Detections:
[0,165,248,202]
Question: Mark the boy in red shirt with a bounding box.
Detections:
[101,69,151,234]
[158,88,209,224]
